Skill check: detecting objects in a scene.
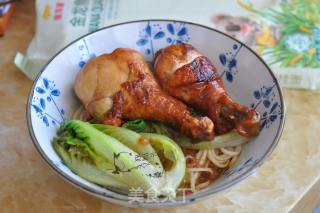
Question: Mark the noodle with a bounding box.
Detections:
[189,150,208,192]
[196,150,203,160]
[220,146,241,156]
[229,152,240,167]
[207,150,230,168]
[185,145,242,192]
[199,150,207,165]
[185,155,194,161]
[187,168,213,173]
[196,180,211,190]
[190,171,196,192]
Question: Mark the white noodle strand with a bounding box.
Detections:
[197,180,211,190]
[220,146,241,156]
[207,149,230,168]
[187,168,213,173]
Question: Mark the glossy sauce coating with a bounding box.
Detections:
[154,43,260,137]
[74,48,215,140]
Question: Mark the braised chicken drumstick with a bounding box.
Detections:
[74,48,214,140]
[154,44,260,137]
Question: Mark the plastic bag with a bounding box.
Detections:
[15,0,320,89]
[15,0,222,79]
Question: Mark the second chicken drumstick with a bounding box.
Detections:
[154,43,260,137]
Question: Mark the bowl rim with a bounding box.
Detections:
[26,19,286,208]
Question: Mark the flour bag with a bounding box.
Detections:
[15,0,320,89]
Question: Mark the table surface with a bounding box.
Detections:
[1,1,320,212]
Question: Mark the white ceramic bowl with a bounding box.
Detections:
[27,20,285,208]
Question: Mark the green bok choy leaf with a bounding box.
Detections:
[53,120,164,192]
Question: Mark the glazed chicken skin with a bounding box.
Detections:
[154,44,260,137]
[74,48,214,140]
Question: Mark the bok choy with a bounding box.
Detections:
[53,120,186,196]
[53,120,163,192]
[127,120,249,150]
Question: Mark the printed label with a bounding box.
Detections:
[313,26,320,61]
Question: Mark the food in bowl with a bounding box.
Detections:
[73,47,214,140]
[154,44,260,137]
[52,43,261,198]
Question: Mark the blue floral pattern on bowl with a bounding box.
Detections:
[219,44,242,82]
[31,77,65,126]
[136,21,190,58]
[251,81,283,129]
[77,39,96,68]
[165,22,190,44]
[136,22,166,57]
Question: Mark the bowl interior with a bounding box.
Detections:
[28,20,285,207]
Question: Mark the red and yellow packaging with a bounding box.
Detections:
[0,3,15,36]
